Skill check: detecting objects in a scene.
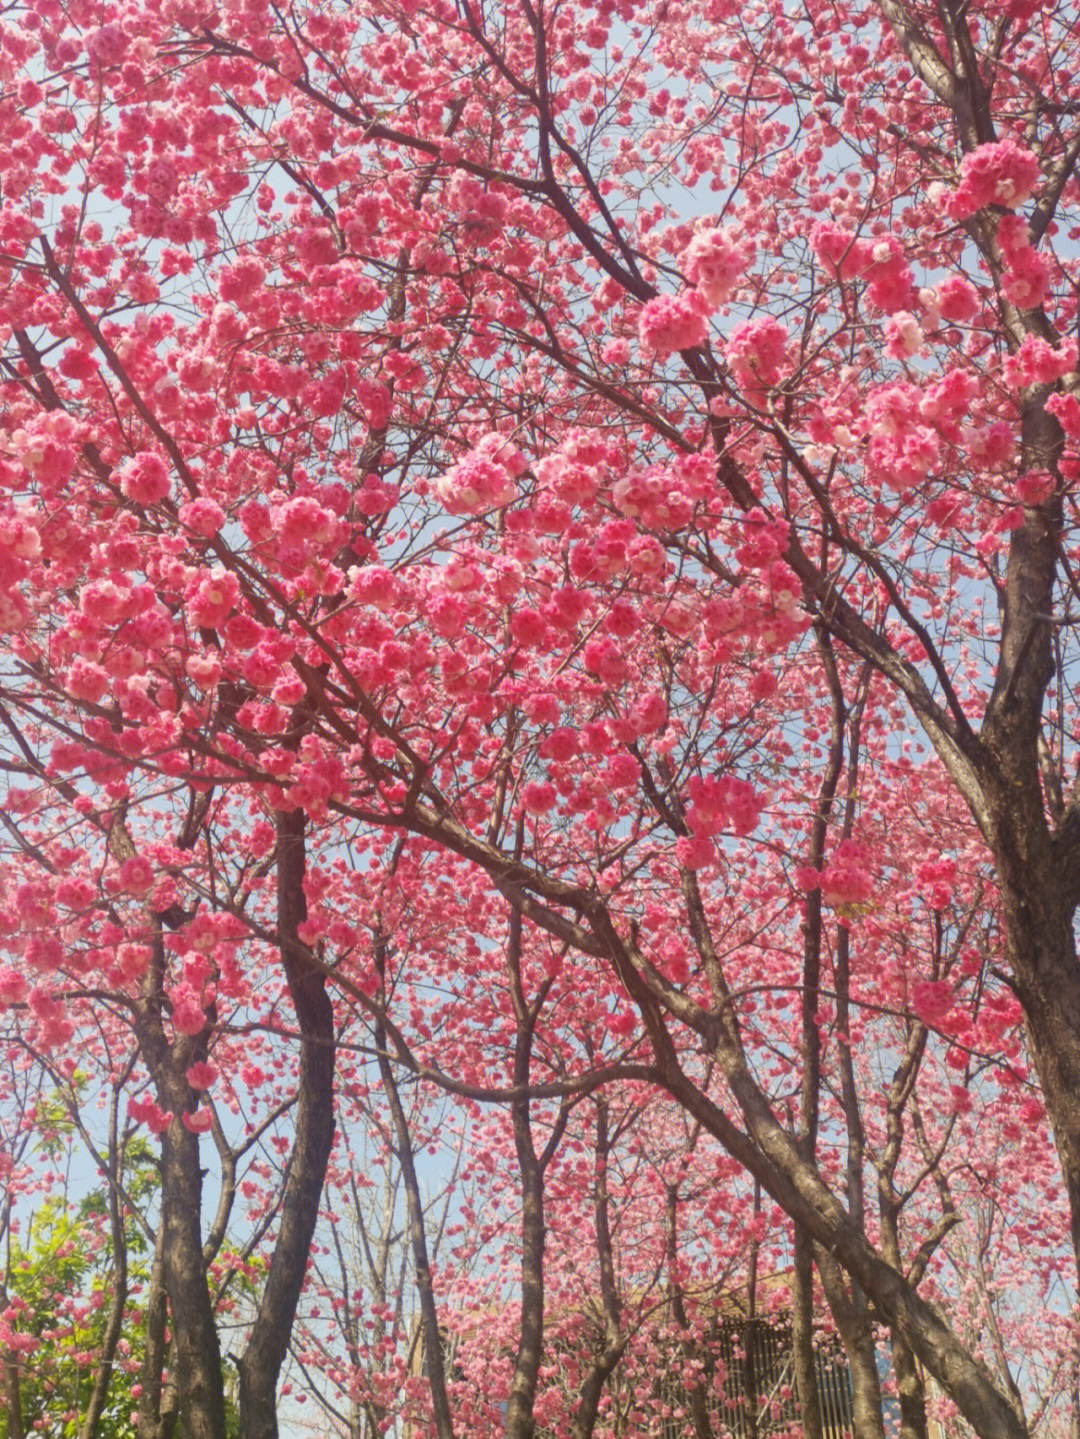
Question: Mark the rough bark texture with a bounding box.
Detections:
[158,1117,228,1439]
[816,1255,886,1439]
[891,1334,931,1439]
[238,808,336,1439]
[791,1231,824,1439]
[137,1221,180,1439]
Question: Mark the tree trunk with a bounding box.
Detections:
[375,1006,455,1439]
[158,1117,228,1439]
[791,1228,824,1439]
[988,843,1080,1274]
[506,1156,545,1439]
[572,1101,625,1439]
[817,1254,886,1439]
[239,808,336,1439]
[137,1220,179,1439]
[3,1345,25,1439]
[891,1333,930,1439]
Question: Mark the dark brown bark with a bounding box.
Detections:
[507,1154,546,1439]
[133,950,226,1439]
[137,1220,179,1439]
[238,808,336,1439]
[3,1359,25,1439]
[158,1114,228,1439]
[504,901,568,1439]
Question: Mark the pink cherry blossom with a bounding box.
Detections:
[681,227,753,307]
[185,1061,219,1091]
[948,139,1042,217]
[725,317,789,390]
[638,292,711,356]
[119,452,171,506]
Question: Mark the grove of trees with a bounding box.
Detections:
[2,0,1080,1435]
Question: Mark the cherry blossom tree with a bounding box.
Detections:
[4,0,1080,1435]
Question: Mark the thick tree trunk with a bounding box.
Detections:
[817,1255,886,1439]
[159,1118,228,1439]
[988,845,1080,1271]
[791,1229,824,1439]
[891,1333,930,1439]
[506,1158,545,1439]
[238,809,336,1439]
[137,1221,179,1439]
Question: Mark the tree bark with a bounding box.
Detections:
[137,1219,179,1439]
[158,1116,228,1439]
[816,1254,886,1439]
[891,1334,930,1439]
[238,808,336,1439]
[506,1155,546,1439]
[791,1230,824,1439]
[504,900,568,1439]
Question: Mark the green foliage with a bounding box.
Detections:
[0,1121,158,1439]
[0,1171,155,1439]
[1,1136,242,1437]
